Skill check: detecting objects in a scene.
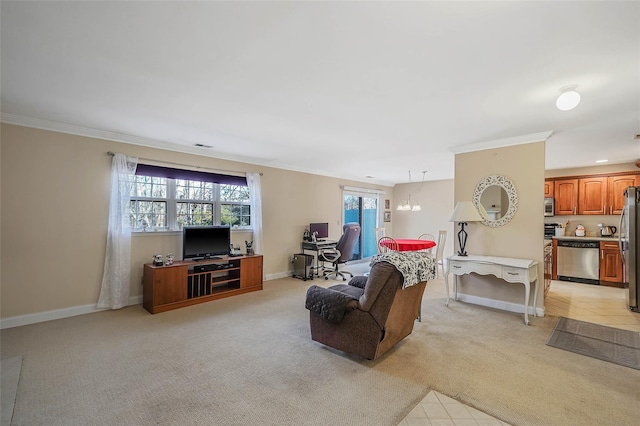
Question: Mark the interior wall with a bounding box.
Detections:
[454,142,545,310]
[392,179,455,258]
[0,124,392,319]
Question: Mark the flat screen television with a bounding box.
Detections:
[309,222,329,239]
[182,226,231,260]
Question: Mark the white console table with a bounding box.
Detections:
[444,255,539,325]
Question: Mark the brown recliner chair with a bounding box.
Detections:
[305,259,429,360]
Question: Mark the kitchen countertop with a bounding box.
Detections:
[552,235,620,242]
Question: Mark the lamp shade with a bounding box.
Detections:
[449,201,483,222]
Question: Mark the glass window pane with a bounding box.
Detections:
[220,184,249,202]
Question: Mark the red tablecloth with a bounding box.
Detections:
[381,239,436,252]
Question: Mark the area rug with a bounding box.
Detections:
[546,317,640,370]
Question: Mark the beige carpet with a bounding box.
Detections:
[1,276,639,426]
[1,356,22,426]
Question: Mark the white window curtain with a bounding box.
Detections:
[97,153,138,309]
[246,172,263,261]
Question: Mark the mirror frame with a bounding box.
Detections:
[472,175,518,228]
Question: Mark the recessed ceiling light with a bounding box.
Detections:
[556,85,581,111]
[595,159,608,163]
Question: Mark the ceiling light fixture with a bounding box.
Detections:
[595,159,608,163]
[396,171,426,212]
[556,85,581,111]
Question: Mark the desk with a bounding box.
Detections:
[301,240,337,276]
[381,239,436,252]
[444,255,538,325]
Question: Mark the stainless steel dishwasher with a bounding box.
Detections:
[556,240,600,285]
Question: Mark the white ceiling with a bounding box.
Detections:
[1,1,639,186]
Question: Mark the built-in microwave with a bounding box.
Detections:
[544,197,555,217]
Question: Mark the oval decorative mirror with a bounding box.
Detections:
[472,175,518,227]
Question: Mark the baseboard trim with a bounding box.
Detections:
[455,293,543,317]
[0,295,143,330]
[266,271,294,281]
[1,268,299,329]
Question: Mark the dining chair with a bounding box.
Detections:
[377,237,398,253]
[418,233,435,254]
[435,230,447,277]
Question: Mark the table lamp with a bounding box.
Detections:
[449,201,483,256]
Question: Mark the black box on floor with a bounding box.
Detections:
[292,253,314,281]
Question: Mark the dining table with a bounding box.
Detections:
[382,239,436,252]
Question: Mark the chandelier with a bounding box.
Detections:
[396,171,425,212]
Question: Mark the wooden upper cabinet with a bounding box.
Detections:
[544,180,554,198]
[554,179,578,215]
[578,177,607,215]
[608,174,640,215]
[550,172,639,216]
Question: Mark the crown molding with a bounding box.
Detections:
[449,131,554,154]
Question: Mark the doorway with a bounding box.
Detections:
[343,192,380,259]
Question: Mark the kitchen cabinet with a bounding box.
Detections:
[544,180,554,198]
[554,179,578,215]
[551,239,558,280]
[608,174,640,215]
[599,241,623,287]
[550,173,639,216]
[578,177,607,215]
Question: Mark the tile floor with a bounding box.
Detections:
[545,279,640,332]
[398,390,510,426]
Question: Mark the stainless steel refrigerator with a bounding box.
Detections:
[619,186,639,312]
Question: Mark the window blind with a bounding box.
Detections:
[135,164,247,186]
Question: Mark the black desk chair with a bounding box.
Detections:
[318,223,361,280]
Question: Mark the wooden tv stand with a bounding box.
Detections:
[143,255,263,314]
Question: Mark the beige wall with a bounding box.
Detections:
[1,124,392,319]
[454,142,545,310]
[392,179,455,258]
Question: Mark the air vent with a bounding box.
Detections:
[194,143,213,148]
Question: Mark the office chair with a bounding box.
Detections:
[318,223,361,281]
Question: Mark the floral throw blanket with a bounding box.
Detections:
[370,252,436,289]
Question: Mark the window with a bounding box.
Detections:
[130,176,168,229]
[176,179,215,226]
[130,172,250,231]
[220,184,251,227]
